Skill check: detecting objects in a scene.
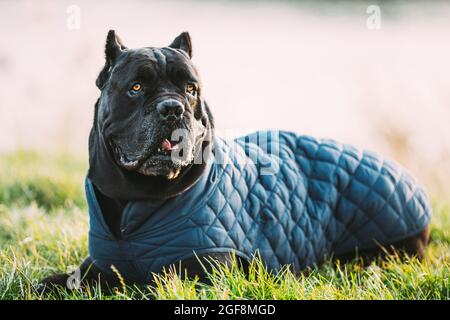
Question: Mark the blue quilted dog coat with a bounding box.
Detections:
[86,131,431,283]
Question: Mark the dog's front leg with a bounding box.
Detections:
[37,256,119,295]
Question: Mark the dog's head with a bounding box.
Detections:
[89,30,214,200]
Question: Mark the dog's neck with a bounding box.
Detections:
[88,124,213,238]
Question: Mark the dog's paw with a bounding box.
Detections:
[36,273,71,296]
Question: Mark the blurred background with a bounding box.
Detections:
[0,0,449,197]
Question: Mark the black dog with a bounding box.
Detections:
[38,31,430,293]
[38,31,237,292]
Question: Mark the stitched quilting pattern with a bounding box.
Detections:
[87,130,432,283]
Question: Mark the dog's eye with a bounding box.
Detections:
[186,83,196,95]
[130,83,142,93]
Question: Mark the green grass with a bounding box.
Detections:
[0,150,449,300]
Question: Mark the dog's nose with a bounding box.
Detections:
[156,99,185,121]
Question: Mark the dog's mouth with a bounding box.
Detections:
[108,134,192,179]
[157,138,180,154]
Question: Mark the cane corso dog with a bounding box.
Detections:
[38,31,430,293]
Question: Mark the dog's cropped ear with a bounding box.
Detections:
[96,30,127,89]
[169,32,192,58]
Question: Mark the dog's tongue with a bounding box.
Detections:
[161,139,173,151]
